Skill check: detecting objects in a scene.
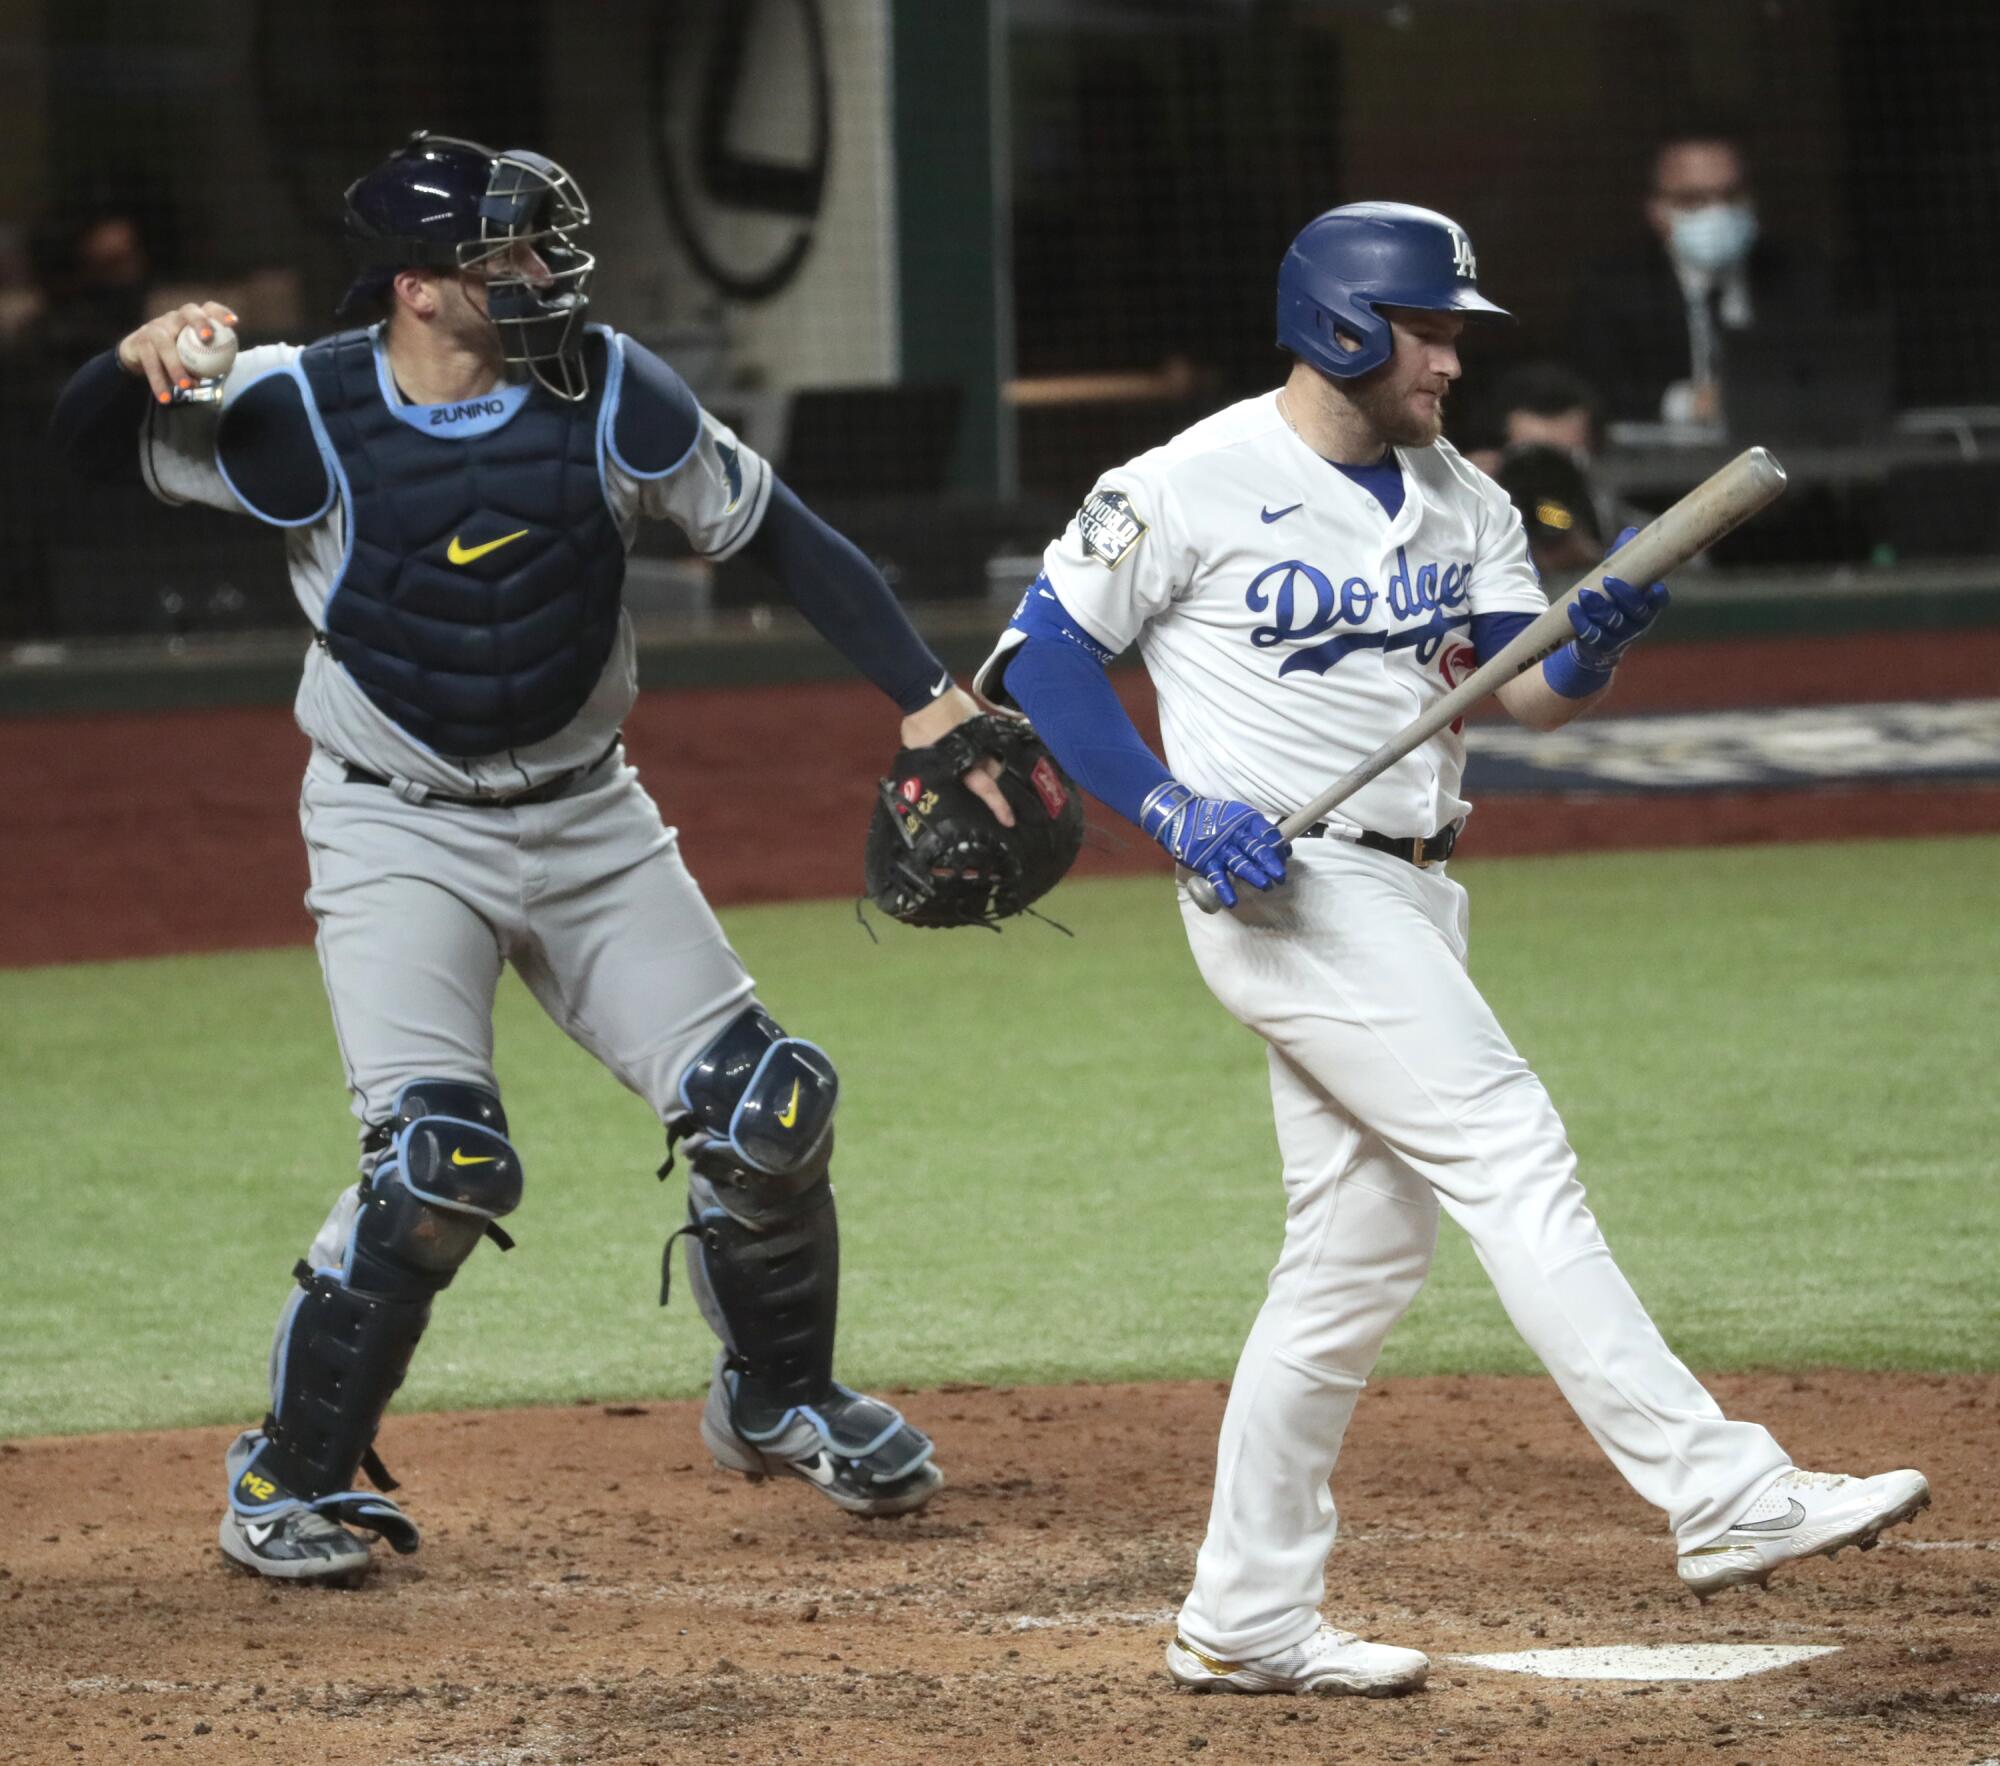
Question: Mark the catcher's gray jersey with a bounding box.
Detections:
[140,329,771,796]
[138,326,771,1128]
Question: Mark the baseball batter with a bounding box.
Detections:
[51,133,1006,1585]
[977,203,1929,1696]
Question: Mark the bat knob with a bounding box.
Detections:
[1186,875,1225,916]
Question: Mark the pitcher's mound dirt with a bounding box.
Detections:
[2,1373,1993,1765]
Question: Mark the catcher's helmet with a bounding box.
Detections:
[1276,201,1510,381]
[336,131,596,400]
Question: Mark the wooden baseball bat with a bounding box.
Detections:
[1187,445,1788,914]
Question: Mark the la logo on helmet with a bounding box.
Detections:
[1450,227,1478,280]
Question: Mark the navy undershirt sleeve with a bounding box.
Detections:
[739,476,949,713]
[49,350,151,484]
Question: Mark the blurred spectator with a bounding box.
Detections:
[1493,443,1604,583]
[0,224,43,345]
[1569,124,1829,430]
[1,208,163,642]
[150,267,306,340]
[1461,361,1603,475]
[26,205,158,374]
[15,200,303,386]
[1462,362,1650,559]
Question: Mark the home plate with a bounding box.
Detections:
[1452,1644,1841,1682]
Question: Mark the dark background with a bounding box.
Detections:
[5,0,1997,643]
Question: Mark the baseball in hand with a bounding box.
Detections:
[176,320,238,380]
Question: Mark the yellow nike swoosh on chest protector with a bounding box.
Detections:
[777,1081,802,1129]
[446,529,530,565]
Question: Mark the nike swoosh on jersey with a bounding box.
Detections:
[446,529,530,565]
[1260,503,1304,523]
[777,1081,802,1129]
[450,1148,500,1167]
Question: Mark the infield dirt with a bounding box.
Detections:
[3,1372,1993,1765]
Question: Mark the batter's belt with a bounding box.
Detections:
[341,736,621,808]
[1300,822,1459,869]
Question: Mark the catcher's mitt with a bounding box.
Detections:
[864,713,1085,929]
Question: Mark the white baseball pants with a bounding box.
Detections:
[1174,837,1789,1662]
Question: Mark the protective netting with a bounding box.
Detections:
[6,0,1998,642]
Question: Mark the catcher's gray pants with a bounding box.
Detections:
[263,746,763,1473]
[298,744,755,1126]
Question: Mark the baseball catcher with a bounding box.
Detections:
[48,129,1018,1587]
[864,713,1085,928]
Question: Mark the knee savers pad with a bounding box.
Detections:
[678,1007,838,1198]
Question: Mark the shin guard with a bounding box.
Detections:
[682,1167,839,1419]
[250,1080,521,1506]
[667,1008,843,1418]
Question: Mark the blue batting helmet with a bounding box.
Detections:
[336,131,597,400]
[1276,201,1510,380]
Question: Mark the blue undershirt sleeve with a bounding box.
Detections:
[1002,621,1174,829]
[739,476,949,713]
[49,350,151,484]
[1469,609,1536,663]
[1474,607,1612,699]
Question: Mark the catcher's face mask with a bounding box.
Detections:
[464,149,595,402]
[338,133,597,402]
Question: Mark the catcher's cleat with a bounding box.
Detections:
[218,1502,375,1588]
[1166,1623,1430,1697]
[219,1429,419,1587]
[700,1357,943,1518]
[1678,1465,1931,1599]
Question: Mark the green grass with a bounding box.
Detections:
[3,837,1995,1439]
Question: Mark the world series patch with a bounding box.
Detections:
[1077,488,1147,568]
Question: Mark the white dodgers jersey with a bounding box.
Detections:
[980,392,1547,835]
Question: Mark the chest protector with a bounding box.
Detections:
[301,328,624,756]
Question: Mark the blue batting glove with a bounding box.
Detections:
[1139,782,1290,910]
[1567,527,1669,669]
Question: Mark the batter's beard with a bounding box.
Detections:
[1350,373,1447,448]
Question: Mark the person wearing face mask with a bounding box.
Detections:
[1650,137,1759,426]
[1569,127,1825,432]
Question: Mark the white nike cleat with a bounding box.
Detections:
[1166,1623,1429,1697]
[1678,1465,1931,1598]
